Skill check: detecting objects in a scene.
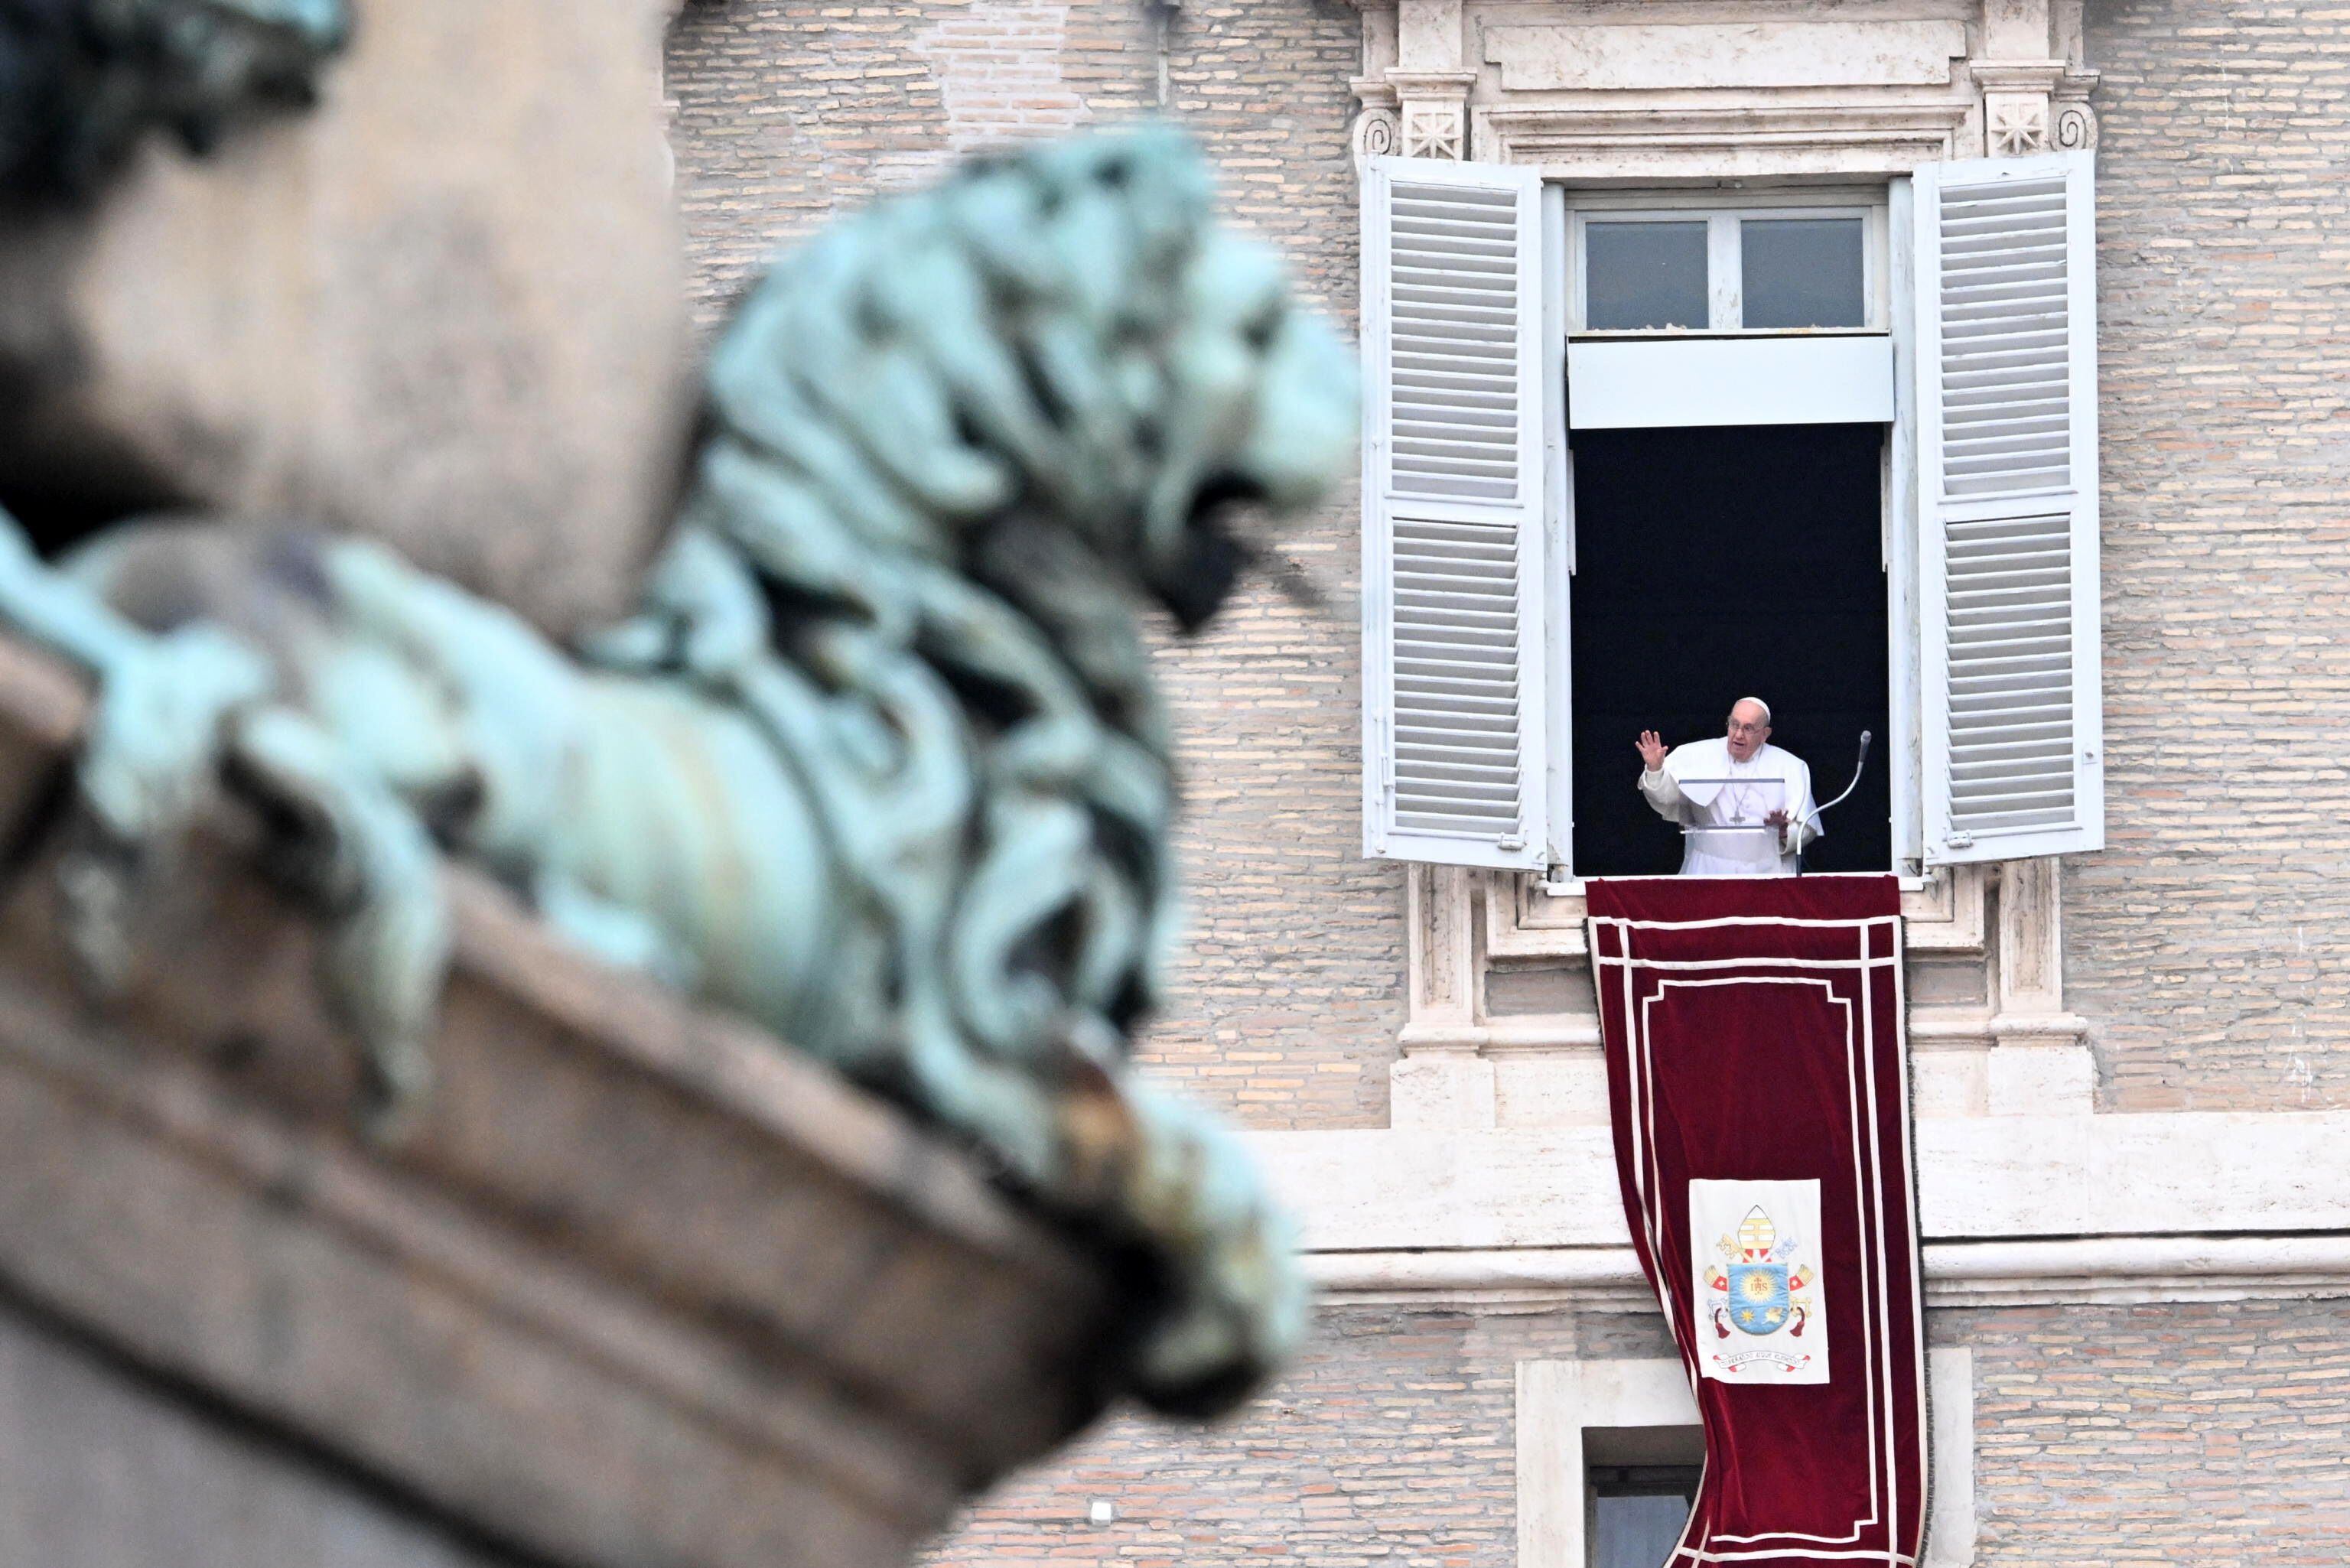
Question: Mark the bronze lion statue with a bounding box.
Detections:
[0,125,1355,1416]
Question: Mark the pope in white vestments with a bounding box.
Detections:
[1636,698,1820,877]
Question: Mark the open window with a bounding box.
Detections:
[1569,423,1892,877]
[1362,151,2104,877]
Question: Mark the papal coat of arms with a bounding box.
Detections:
[1705,1205,1818,1374]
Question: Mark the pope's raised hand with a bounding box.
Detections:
[1636,730,1668,772]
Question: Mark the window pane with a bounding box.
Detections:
[1584,221,1709,330]
[1740,216,1867,329]
[1593,1493,1694,1568]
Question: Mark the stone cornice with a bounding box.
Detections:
[1310,1235,2350,1311]
[1346,2,2112,173]
[1384,69,1478,95]
[1969,57,2072,93]
[1255,1111,2350,1308]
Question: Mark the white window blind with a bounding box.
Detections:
[1914,149,2104,864]
[1361,157,1549,870]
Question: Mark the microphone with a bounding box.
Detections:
[1817,731,1873,817]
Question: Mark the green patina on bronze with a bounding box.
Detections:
[0,127,1357,1416]
[0,0,348,199]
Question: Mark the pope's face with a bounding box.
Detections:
[1726,704,1770,762]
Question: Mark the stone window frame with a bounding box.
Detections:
[1349,2,2102,1124]
[1396,855,2093,1131]
[1345,3,2100,179]
[1516,1350,1977,1568]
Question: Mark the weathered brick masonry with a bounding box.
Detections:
[660,2,2350,1560]
[2075,0,2350,1114]
[926,1299,2350,1566]
[666,0,1404,1131]
[1950,1300,2350,1566]
[933,1306,1677,1568]
[666,0,2350,1137]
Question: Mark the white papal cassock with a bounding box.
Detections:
[1639,737,1819,877]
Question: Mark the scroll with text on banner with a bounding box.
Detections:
[1587,875,1925,1566]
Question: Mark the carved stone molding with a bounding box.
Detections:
[1479,865,1988,965]
[1388,862,2097,1130]
[1343,5,2102,175]
[2052,99,2097,150]
[1972,59,2069,156]
[1310,1235,2350,1311]
[1482,19,1968,93]
[1388,69,1476,160]
[1346,5,1401,173]
[1987,857,2094,1114]
[1349,73,1401,167]
[1398,102,1461,159]
[1264,1111,2350,1306]
[1407,864,1476,1029]
[1986,93,2051,155]
[1475,102,1973,178]
[1994,858,2069,1023]
[2054,67,2102,148]
[1386,0,1470,158]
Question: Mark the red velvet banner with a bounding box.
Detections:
[1586,876,1925,1567]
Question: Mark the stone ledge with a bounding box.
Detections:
[1307,1235,2350,1311]
[0,633,1121,1568]
[1255,1112,2350,1269]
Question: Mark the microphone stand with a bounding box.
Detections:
[1794,730,1873,877]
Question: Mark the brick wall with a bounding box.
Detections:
[928,1304,1675,1567]
[659,11,2350,1559]
[664,0,1404,1130]
[2073,0,2350,1114]
[1950,1298,2350,1565]
[924,1297,2350,1566]
[664,2,1144,323]
[664,0,2350,1133]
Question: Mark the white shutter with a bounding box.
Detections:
[1914,149,2104,865]
[1361,157,1549,870]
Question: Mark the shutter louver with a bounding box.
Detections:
[1935,172,2072,498]
[1388,184,1526,505]
[1916,151,2104,864]
[1391,517,1524,837]
[1362,158,1548,870]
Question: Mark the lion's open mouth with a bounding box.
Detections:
[1150,472,1268,632]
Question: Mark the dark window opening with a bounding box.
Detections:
[1569,424,1891,877]
[1587,1423,1704,1568]
[1591,1466,1699,1568]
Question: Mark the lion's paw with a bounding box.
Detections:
[223,705,451,1138]
[1114,1086,1311,1419]
[60,624,272,994]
